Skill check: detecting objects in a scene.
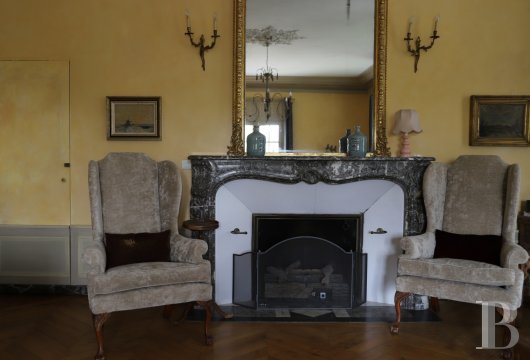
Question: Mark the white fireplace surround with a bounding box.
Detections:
[215,179,404,306]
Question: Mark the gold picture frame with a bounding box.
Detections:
[227,0,390,156]
[470,95,530,146]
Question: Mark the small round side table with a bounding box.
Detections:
[183,219,233,320]
[183,219,220,234]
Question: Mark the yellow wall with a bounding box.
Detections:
[292,91,370,151]
[0,0,233,225]
[387,0,530,201]
[1,0,529,226]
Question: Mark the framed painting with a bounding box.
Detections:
[107,96,161,140]
[470,95,530,146]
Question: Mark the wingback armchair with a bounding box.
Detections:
[83,152,213,359]
[391,155,529,334]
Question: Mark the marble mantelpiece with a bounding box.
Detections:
[188,156,435,267]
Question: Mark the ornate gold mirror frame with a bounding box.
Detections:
[227,0,390,157]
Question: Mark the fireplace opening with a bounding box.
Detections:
[252,214,363,253]
[233,214,367,309]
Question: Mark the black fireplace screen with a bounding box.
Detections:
[233,214,367,309]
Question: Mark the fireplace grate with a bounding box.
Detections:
[233,214,367,310]
[234,236,367,309]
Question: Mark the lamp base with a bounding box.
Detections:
[399,133,412,157]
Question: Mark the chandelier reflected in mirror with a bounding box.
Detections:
[246,26,303,121]
[255,42,277,120]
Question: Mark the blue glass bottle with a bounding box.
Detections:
[246,125,266,157]
[347,125,367,158]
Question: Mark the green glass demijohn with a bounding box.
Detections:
[347,125,367,158]
[246,125,266,157]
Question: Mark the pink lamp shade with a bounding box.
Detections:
[393,109,422,157]
[392,109,422,135]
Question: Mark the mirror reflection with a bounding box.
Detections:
[244,0,374,153]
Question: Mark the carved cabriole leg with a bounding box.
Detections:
[93,312,111,360]
[197,300,213,345]
[390,291,411,335]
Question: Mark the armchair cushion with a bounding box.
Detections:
[398,257,516,286]
[433,229,502,266]
[105,230,171,270]
[90,261,211,296]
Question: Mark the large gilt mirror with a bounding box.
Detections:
[228,0,389,156]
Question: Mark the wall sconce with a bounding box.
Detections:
[392,109,422,157]
[184,11,220,71]
[404,16,440,72]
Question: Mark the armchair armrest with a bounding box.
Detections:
[400,232,436,259]
[501,242,529,269]
[83,241,106,275]
[170,233,208,264]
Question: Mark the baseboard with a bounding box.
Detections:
[0,224,93,286]
[0,225,70,284]
[0,284,87,295]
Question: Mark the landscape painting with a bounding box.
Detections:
[469,96,530,146]
[107,97,161,140]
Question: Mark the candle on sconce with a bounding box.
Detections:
[185,9,190,29]
[183,8,220,71]
[407,17,414,34]
[434,15,440,32]
[403,14,440,72]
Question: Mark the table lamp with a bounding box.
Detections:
[392,109,422,157]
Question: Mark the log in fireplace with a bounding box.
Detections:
[233,214,367,309]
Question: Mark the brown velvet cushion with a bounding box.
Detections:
[105,230,171,270]
[433,229,502,266]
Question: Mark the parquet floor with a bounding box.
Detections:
[0,294,528,360]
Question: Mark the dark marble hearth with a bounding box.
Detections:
[188,155,435,283]
[187,304,440,323]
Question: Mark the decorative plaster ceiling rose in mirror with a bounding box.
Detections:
[228,0,390,157]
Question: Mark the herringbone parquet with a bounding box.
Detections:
[0,294,528,359]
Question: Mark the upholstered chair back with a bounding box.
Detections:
[423,155,519,242]
[89,152,181,239]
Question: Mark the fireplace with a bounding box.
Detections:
[188,155,434,305]
[233,214,367,309]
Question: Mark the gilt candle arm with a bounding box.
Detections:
[404,32,414,53]
[403,17,440,73]
[185,28,200,47]
[184,23,220,71]
[420,30,440,51]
